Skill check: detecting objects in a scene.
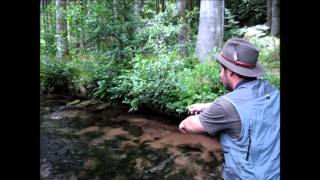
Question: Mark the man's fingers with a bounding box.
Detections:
[187,106,197,114]
[187,104,202,113]
[179,122,187,133]
[179,127,187,133]
[188,110,195,115]
[187,106,193,112]
[179,122,184,129]
[189,110,200,115]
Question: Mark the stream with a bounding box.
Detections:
[40,94,223,180]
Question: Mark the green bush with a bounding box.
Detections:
[226,0,266,26]
[111,51,185,112]
[40,56,115,97]
[171,60,225,113]
[92,60,120,100]
[224,8,241,40]
[136,2,182,55]
[40,57,72,93]
[110,51,225,113]
[260,73,280,90]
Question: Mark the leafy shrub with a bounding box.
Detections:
[136,2,182,55]
[260,72,280,90]
[111,51,185,112]
[40,57,72,94]
[40,56,115,97]
[110,51,225,113]
[224,8,241,40]
[171,60,225,113]
[226,0,266,26]
[92,60,120,100]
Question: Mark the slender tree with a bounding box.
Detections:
[156,0,160,13]
[133,0,143,16]
[161,0,165,12]
[113,0,118,19]
[55,0,69,60]
[177,0,189,57]
[195,0,224,62]
[271,0,280,37]
[266,0,272,27]
[188,0,193,11]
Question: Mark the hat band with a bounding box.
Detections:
[221,53,256,68]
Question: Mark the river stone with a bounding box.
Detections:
[75,100,96,108]
[83,159,99,170]
[87,103,111,113]
[96,103,110,110]
[120,154,127,159]
[66,99,81,106]
[40,159,52,178]
[49,112,63,120]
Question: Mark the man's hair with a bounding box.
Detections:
[220,64,257,80]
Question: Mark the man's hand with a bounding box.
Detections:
[179,121,187,133]
[187,103,212,115]
[178,115,205,133]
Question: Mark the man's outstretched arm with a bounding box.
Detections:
[179,115,206,133]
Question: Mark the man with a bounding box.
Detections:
[179,38,280,179]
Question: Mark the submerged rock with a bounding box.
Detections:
[96,103,110,110]
[82,158,99,170]
[145,155,176,173]
[75,100,96,108]
[48,112,63,120]
[67,99,81,106]
[40,159,53,178]
[48,109,80,120]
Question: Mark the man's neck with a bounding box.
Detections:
[231,78,243,90]
[233,78,257,90]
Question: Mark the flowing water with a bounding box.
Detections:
[40,94,223,180]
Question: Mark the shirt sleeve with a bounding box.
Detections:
[198,96,241,139]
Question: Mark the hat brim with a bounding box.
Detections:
[214,54,265,77]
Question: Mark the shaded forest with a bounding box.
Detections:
[40,0,280,115]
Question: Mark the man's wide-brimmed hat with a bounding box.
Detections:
[214,38,265,77]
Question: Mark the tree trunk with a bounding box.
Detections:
[113,0,117,20]
[133,0,143,16]
[161,0,165,12]
[195,0,224,63]
[41,0,47,34]
[196,0,200,9]
[177,0,189,57]
[266,0,272,27]
[50,0,55,36]
[56,0,69,60]
[271,0,280,37]
[188,0,193,11]
[156,0,160,13]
